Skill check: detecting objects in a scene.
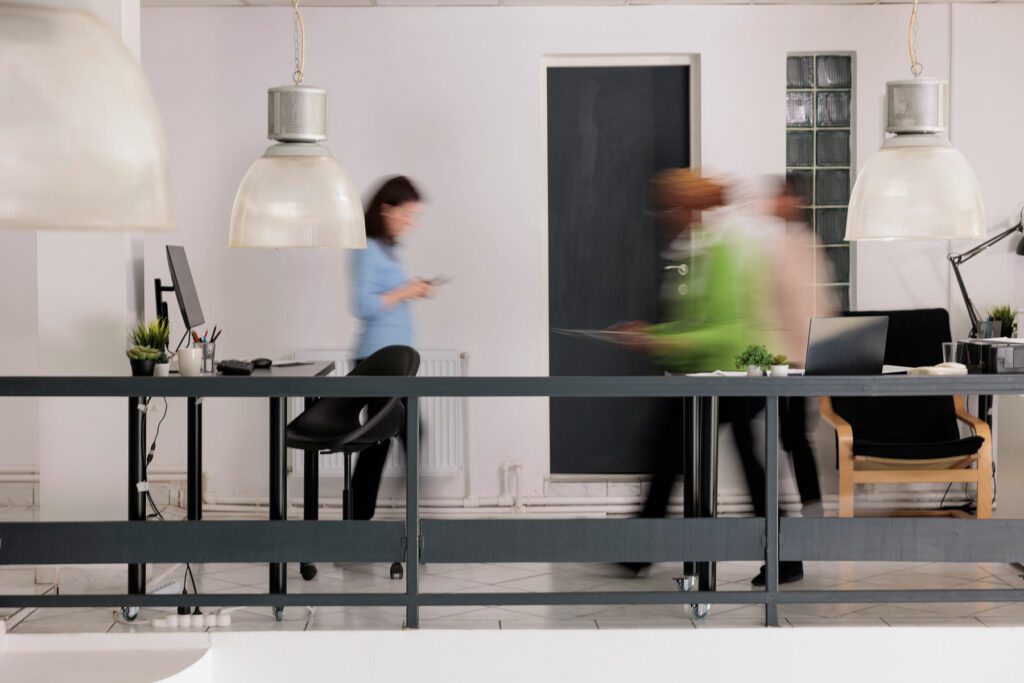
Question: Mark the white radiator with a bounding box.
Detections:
[287,349,468,479]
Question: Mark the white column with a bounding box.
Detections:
[33,0,146,522]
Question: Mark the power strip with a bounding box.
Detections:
[153,613,231,628]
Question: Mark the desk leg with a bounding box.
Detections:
[128,397,146,598]
[299,397,319,582]
[269,397,287,612]
[681,397,698,582]
[764,396,780,627]
[404,397,420,629]
[697,396,718,593]
[187,397,203,521]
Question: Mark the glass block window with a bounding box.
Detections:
[786,54,854,312]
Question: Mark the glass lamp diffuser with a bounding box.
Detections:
[0,4,172,231]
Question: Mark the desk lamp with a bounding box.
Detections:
[948,215,1024,336]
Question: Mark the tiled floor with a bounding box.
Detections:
[3,506,1024,632]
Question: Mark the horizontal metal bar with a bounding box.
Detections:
[776,589,1024,604]
[781,518,1024,563]
[0,521,405,565]
[0,593,408,609]
[417,591,768,607]
[420,519,765,563]
[2,374,1024,398]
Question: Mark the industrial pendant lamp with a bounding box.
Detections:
[229,0,365,249]
[845,0,984,241]
[0,3,172,231]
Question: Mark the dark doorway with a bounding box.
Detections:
[547,64,691,475]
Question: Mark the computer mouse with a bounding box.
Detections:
[252,358,273,369]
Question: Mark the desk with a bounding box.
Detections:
[127,362,335,614]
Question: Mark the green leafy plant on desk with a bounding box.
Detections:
[735,345,789,376]
[127,318,170,375]
[987,305,1017,337]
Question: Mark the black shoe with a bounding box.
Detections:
[750,561,804,587]
[616,562,652,578]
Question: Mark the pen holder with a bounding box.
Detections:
[202,341,217,374]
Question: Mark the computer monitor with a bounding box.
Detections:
[165,245,205,331]
[804,316,888,376]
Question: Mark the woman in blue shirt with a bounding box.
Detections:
[348,176,431,520]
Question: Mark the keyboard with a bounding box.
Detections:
[217,359,255,376]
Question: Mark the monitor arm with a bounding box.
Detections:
[154,278,175,324]
[948,219,1024,337]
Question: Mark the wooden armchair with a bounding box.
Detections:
[818,309,993,519]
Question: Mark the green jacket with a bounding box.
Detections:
[647,228,774,373]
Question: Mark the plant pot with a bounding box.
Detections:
[746,365,764,377]
[153,362,170,377]
[129,359,155,376]
[770,364,790,377]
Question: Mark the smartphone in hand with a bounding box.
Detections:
[427,275,453,286]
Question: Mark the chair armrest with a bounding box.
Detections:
[953,395,992,442]
[819,396,853,450]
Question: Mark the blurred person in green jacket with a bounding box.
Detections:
[615,168,786,579]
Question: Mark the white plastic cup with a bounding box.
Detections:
[178,348,202,377]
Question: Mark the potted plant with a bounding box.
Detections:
[154,349,171,377]
[127,318,170,377]
[987,305,1016,338]
[735,344,772,376]
[769,354,790,377]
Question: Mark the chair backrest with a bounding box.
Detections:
[832,309,959,444]
[349,345,421,378]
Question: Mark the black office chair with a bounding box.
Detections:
[286,345,421,581]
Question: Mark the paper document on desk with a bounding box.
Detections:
[551,328,639,344]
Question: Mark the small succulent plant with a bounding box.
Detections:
[735,345,773,373]
[127,345,162,361]
[128,318,170,352]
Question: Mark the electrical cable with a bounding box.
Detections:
[908,0,923,77]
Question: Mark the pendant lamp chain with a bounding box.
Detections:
[292,0,305,85]
[908,0,923,77]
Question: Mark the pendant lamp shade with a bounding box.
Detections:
[229,144,366,249]
[845,135,986,241]
[0,4,172,231]
[845,78,985,241]
[228,85,366,248]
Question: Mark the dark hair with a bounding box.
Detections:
[364,176,422,245]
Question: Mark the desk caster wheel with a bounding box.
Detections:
[273,607,284,622]
[690,603,710,620]
[121,606,139,622]
[300,563,317,581]
[390,562,404,580]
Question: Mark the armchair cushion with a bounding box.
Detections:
[854,435,984,460]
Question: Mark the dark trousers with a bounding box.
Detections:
[640,396,821,520]
[725,396,822,518]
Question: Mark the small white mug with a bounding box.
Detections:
[178,348,203,377]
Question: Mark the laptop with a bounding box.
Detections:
[804,316,889,376]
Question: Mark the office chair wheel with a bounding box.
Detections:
[273,607,284,622]
[390,562,404,580]
[300,563,318,581]
[690,603,710,620]
[121,606,140,622]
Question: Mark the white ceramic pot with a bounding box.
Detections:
[178,348,203,377]
[770,364,789,377]
[746,365,764,377]
[153,362,170,377]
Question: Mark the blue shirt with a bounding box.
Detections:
[351,238,414,358]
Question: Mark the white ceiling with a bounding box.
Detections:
[142,0,1024,7]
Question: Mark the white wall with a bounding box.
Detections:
[138,4,963,503]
